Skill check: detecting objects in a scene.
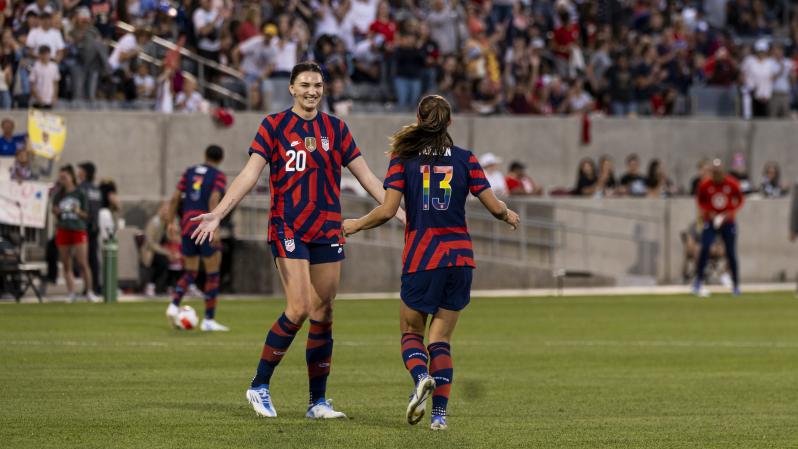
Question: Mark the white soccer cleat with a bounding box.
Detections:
[200,319,230,332]
[692,284,710,298]
[166,303,180,327]
[187,284,204,298]
[407,375,435,425]
[67,293,78,303]
[86,291,102,303]
[306,399,347,419]
[430,415,448,431]
[145,283,156,297]
[246,386,277,418]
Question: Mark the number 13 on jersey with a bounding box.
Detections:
[421,165,452,211]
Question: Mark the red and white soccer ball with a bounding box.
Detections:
[175,305,199,330]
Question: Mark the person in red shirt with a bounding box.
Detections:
[694,159,744,297]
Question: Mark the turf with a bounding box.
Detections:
[2,293,798,449]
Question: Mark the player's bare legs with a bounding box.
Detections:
[199,251,227,331]
[277,258,313,324]
[426,308,460,430]
[399,303,435,424]
[59,245,75,301]
[73,242,97,302]
[304,261,346,418]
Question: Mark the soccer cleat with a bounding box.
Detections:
[166,303,180,327]
[732,287,741,297]
[86,291,102,303]
[306,399,347,419]
[67,293,78,303]
[187,284,204,298]
[200,319,230,332]
[430,415,448,431]
[145,283,156,297]
[246,385,277,417]
[406,375,435,425]
[692,283,710,298]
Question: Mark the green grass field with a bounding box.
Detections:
[3,293,798,449]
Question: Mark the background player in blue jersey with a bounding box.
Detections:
[166,145,229,331]
[343,95,520,430]
[189,62,404,419]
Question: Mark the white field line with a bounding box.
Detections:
[545,340,798,349]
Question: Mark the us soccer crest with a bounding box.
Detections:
[304,137,317,152]
[321,137,329,151]
[285,239,295,253]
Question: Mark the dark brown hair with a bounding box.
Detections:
[59,164,77,186]
[391,95,453,160]
[290,61,323,84]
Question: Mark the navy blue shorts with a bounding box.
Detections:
[270,239,345,265]
[401,267,473,315]
[182,235,219,257]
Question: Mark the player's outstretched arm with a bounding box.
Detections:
[347,157,407,224]
[477,188,520,230]
[191,154,267,244]
[343,188,403,237]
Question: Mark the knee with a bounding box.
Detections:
[285,301,311,324]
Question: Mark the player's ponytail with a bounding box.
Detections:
[391,95,453,160]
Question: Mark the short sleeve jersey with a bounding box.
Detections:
[54,189,88,231]
[177,164,226,237]
[383,146,491,274]
[248,109,361,244]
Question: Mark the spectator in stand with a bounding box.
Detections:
[108,27,152,101]
[417,22,439,95]
[29,45,59,109]
[327,76,353,116]
[690,158,712,196]
[759,161,787,198]
[368,1,395,48]
[270,14,299,78]
[351,32,383,84]
[770,44,794,118]
[69,7,108,104]
[233,23,276,110]
[704,46,738,87]
[645,159,678,197]
[10,147,38,181]
[598,155,618,196]
[729,152,753,194]
[0,118,26,157]
[566,78,594,114]
[26,11,64,62]
[175,73,205,112]
[426,0,459,56]
[505,161,542,196]
[133,63,155,99]
[620,153,648,197]
[236,4,260,44]
[1,30,22,108]
[393,28,425,111]
[0,32,13,109]
[551,3,579,78]
[23,0,55,19]
[345,0,379,43]
[572,157,598,196]
[742,39,779,118]
[634,44,663,116]
[606,52,636,116]
[88,0,115,39]
[193,0,225,64]
[480,152,508,196]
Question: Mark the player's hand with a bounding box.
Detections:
[504,208,520,230]
[342,219,360,237]
[190,212,220,245]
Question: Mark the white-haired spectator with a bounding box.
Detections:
[742,39,779,118]
[480,152,508,196]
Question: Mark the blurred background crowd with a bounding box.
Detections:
[0,0,795,116]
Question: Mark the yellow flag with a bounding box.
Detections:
[28,109,67,160]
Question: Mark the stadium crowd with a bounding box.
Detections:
[0,0,795,115]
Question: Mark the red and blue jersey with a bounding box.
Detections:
[383,146,491,274]
[177,164,226,237]
[248,109,362,244]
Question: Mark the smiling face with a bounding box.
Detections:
[289,71,324,112]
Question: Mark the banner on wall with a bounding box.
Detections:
[28,110,67,160]
[0,180,50,228]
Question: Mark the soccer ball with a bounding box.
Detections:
[174,305,199,330]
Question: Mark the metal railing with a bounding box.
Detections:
[114,21,248,107]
